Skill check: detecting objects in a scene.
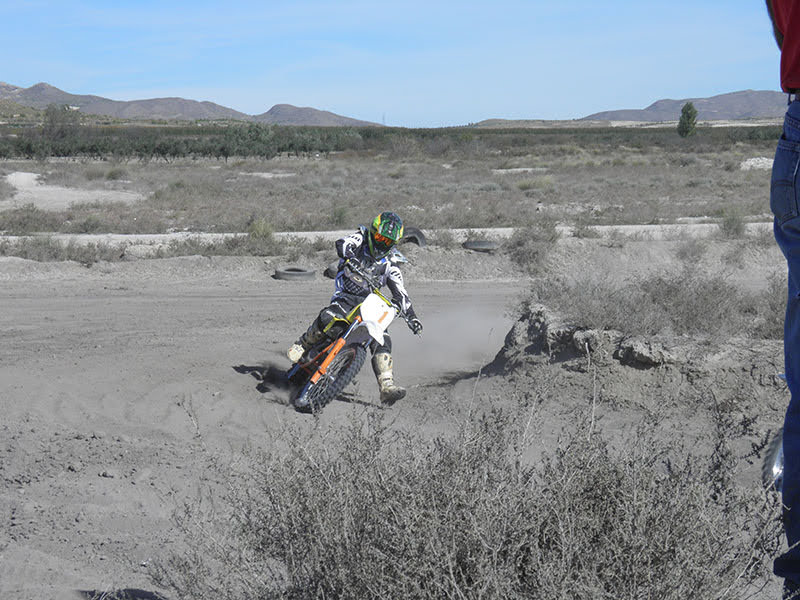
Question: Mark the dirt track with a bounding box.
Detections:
[0,254,525,599]
[0,234,790,599]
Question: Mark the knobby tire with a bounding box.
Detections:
[304,344,366,412]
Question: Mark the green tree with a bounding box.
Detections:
[677,102,698,138]
[42,104,80,140]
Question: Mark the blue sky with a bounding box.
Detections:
[0,0,782,127]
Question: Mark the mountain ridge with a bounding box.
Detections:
[0,81,379,126]
[580,90,787,122]
[1,83,789,127]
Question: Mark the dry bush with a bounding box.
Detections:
[154,227,324,259]
[0,176,13,201]
[62,201,168,234]
[505,216,561,274]
[572,215,602,239]
[675,237,709,264]
[105,166,128,180]
[156,235,280,258]
[718,210,746,239]
[530,266,774,339]
[247,217,273,241]
[151,408,780,600]
[84,166,106,181]
[753,270,788,339]
[0,203,64,233]
[0,236,123,264]
[750,226,777,248]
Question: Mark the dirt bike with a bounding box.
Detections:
[286,256,416,413]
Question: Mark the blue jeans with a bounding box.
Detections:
[773,100,800,585]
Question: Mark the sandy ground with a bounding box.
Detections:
[0,236,787,599]
[2,172,143,211]
[0,252,526,599]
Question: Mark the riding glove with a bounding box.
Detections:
[408,318,423,335]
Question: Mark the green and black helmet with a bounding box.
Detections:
[367,211,404,258]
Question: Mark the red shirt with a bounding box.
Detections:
[773,0,800,91]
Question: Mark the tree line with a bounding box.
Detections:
[0,104,781,161]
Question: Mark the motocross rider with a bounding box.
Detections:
[286,211,423,404]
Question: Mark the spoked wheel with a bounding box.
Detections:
[295,344,367,413]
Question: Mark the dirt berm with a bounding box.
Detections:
[482,303,786,469]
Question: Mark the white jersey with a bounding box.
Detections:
[332,228,414,315]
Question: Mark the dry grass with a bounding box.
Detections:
[0,236,124,264]
[0,223,330,264]
[150,405,780,600]
[0,132,776,235]
[0,175,14,201]
[504,216,561,274]
[529,261,784,340]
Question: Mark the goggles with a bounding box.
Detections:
[373,232,396,249]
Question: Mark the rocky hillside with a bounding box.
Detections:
[0,98,40,120]
[252,103,378,126]
[581,89,787,122]
[0,82,379,125]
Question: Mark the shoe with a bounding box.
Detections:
[379,383,406,406]
[287,343,305,363]
[372,352,406,405]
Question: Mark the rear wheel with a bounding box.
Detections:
[296,344,367,413]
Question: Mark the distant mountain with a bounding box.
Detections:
[581,90,787,122]
[0,98,40,119]
[252,103,378,126]
[0,82,379,126]
[0,82,249,121]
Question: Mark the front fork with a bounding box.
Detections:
[290,317,363,405]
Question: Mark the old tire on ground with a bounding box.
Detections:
[323,261,340,279]
[299,344,367,413]
[462,240,500,253]
[402,226,427,247]
[274,266,316,281]
[762,427,784,491]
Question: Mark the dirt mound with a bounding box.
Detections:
[489,302,785,412]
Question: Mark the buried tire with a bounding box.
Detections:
[296,344,367,413]
[402,226,427,247]
[274,266,316,281]
[462,239,500,253]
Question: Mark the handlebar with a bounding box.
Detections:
[344,258,413,324]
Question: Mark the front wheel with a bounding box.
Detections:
[295,344,367,413]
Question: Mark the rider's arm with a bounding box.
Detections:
[336,230,364,259]
[386,265,415,316]
[387,265,422,334]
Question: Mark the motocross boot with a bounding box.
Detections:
[287,320,326,363]
[372,352,406,405]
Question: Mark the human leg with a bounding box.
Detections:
[370,335,406,405]
[773,100,800,587]
[287,303,350,363]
